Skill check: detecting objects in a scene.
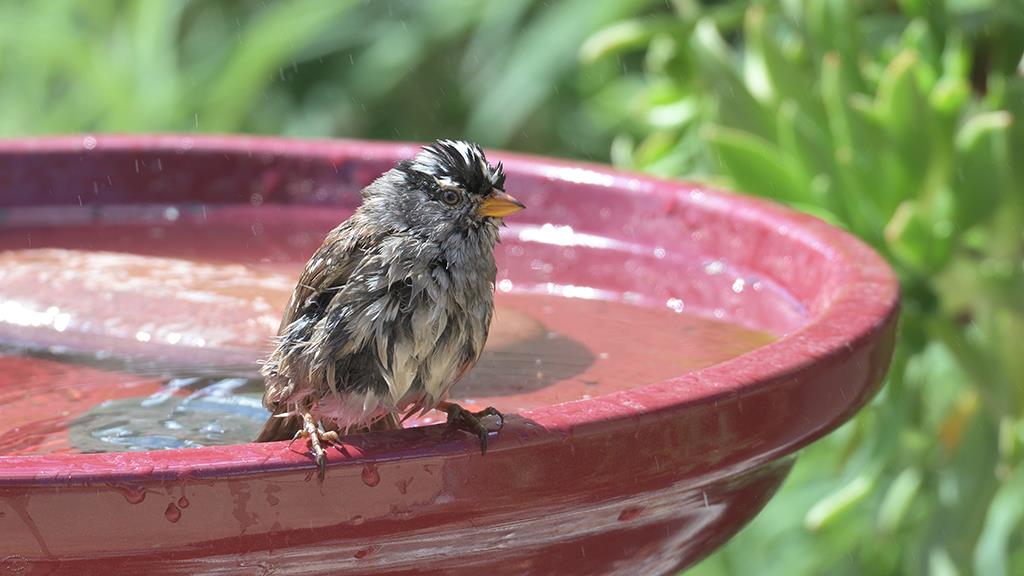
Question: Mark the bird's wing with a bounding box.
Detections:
[278,221,365,332]
[260,221,367,415]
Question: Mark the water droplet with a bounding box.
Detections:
[353,545,381,559]
[0,555,28,575]
[109,484,146,504]
[177,496,190,509]
[361,464,380,487]
[53,313,71,332]
[617,506,643,521]
[82,136,97,150]
[164,502,182,523]
[704,260,725,275]
[395,477,413,495]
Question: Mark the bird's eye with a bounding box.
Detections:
[441,189,461,206]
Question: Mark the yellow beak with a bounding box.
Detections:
[478,190,526,218]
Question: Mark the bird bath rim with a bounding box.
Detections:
[0,135,899,485]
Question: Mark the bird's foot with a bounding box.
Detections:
[289,413,340,481]
[438,401,504,455]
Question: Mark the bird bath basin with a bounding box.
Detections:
[0,136,898,575]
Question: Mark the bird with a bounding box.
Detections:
[255,139,525,478]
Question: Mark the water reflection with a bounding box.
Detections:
[69,377,266,452]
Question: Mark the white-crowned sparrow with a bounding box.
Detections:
[256,140,525,478]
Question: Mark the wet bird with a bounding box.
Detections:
[256,140,525,478]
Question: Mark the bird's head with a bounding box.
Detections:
[388,140,525,234]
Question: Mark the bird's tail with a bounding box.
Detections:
[255,412,301,442]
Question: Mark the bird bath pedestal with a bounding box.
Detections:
[0,136,898,575]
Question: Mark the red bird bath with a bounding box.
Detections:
[0,136,898,575]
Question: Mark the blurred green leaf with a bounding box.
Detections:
[774,101,832,203]
[874,50,933,207]
[744,6,815,115]
[803,0,861,72]
[200,0,356,131]
[579,17,682,64]
[886,200,953,274]
[466,0,656,145]
[706,124,811,203]
[953,111,1013,230]
[877,467,923,534]
[974,464,1024,576]
[645,96,699,130]
[941,31,972,81]
[930,77,971,117]
[804,470,877,532]
[691,18,775,140]
[929,547,961,576]
[899,19,941,89]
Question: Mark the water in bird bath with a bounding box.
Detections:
[0,204,781,456]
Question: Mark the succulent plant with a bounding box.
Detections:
[582,1,1024,574]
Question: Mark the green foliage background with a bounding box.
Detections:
[2,1,1022,574]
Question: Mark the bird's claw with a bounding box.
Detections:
[442,403,504,455]
[290,413,340,481]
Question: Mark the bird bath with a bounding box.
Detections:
[0,136,898,575]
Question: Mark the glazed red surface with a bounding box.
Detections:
[0,136,898,575]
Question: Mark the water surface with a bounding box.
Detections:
[0,204,779,455]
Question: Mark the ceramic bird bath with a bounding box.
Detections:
[0,136,898,575]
